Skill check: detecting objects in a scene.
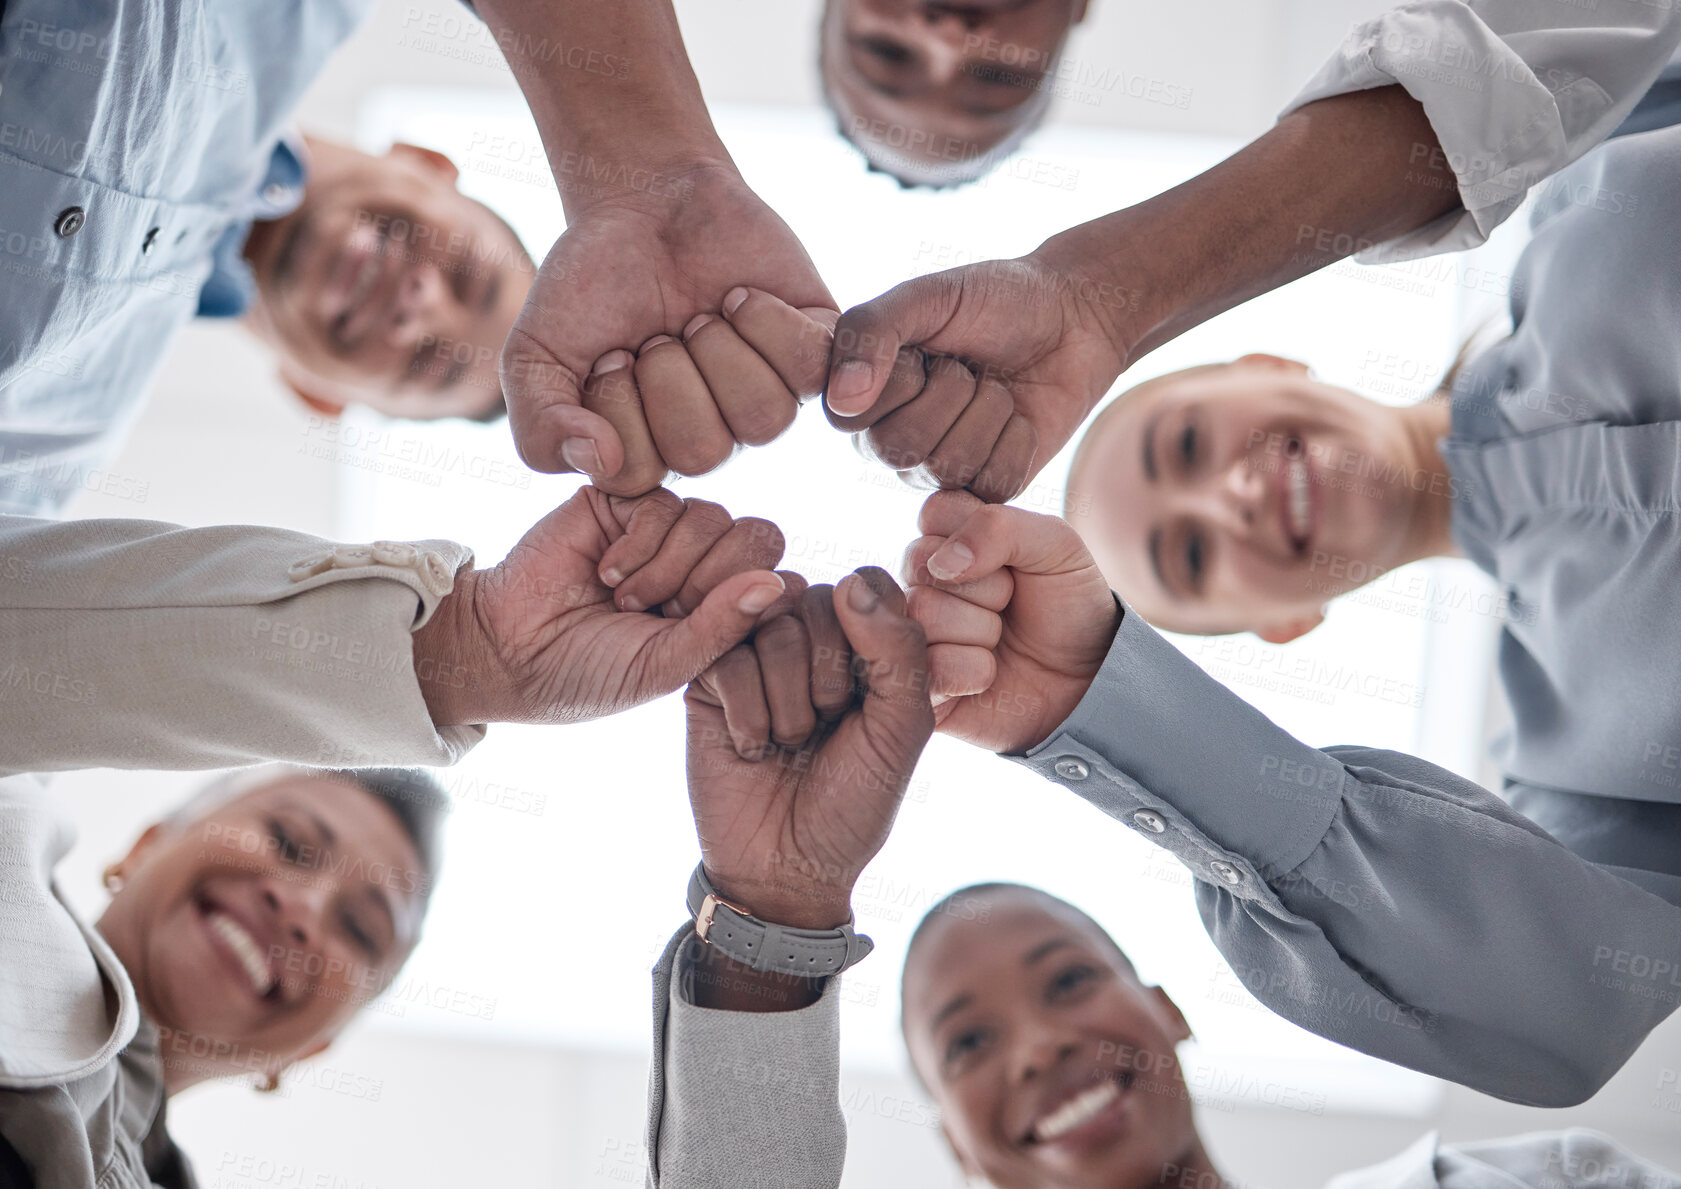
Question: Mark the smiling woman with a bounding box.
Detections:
[0,764,447,1189]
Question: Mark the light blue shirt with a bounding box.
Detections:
[0,0,371,516]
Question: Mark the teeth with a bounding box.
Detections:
[1033,1080,1120,1142]
[349,254,379,308]
[1287,454,1311,541]
[209,911,275,996]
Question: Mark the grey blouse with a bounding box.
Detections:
[1442,111,1681,883]
[1003,107,1681,1109]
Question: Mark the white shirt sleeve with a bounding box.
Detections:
[1282,0,1681,261]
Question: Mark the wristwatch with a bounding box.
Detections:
[686,864,874,977]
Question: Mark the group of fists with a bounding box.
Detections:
[496,156,1131,507]
[414,473,1124,930]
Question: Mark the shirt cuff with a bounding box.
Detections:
[1280,0,1609,263]
[1013,607,1345,881]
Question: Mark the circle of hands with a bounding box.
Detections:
[461,163,1130,921]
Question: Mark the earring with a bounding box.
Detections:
[256,1069,283,1094]
[102,864,125,893]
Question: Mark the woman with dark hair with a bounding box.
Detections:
[0,764,448,1189]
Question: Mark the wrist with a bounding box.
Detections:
[703,866,856,933]
[411,568,503,727]
[680,935,826,1014]
[1028,225,1150,375]
[550,151,739,222]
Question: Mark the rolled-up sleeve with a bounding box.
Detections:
[1283,0,1681,261]
[644,926,847,1189]
[1014,608,1681,1108]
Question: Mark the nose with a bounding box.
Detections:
[1188,460,1265,538]
[1008,1027,1078,1085]
[260,879,330,949]
[383,264,449,349]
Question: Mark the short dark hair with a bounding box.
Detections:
[324,767,450,897]
[170,764,451,902]
[903,882,1137,998]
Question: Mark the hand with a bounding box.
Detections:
[500,164,837,494]
[903,490,1120,754]
[685,569,934,931]
[413,486,804,727]
[583,287,839,496]
[824,248,1134,504]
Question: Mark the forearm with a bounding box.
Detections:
[472,0,732,212]
[1018,610,1681,1105]
[1037,85,1458,372]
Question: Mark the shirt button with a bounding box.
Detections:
[287,552,335,582]
[332,545,374,569]
[372,541,418,566]
[1054,758,1089,781]
[1131,810,1166,834]
[141,226,160,255]
[421,551,457,597]
[1209,861,1243,885]
[54,206,86,238]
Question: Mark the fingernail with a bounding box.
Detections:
[600,565,624,587]
[591,350,631,377]
[561,438,602,476]
[723,286,750,315]
[827,359,876,416]
[639,334,676,354]
[738,578,785,616]
[846,575,881,614]
[927,541,974,581]
[617,593,645,613]
[683,313,715,339]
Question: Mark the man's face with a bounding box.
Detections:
[822,0,1089,183]
[902,889,1201,1189]
[107,775,427,1083]
[248,142,531,421]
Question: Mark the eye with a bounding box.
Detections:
[341,911,379,955]
[1047,963,1099,1000]
[943,1026,993,1072]
[268,819,303,864]
[860,37,914,66]
[1179,423,1198,469]
[1185,533,1206,587]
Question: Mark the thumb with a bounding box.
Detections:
[501,328,628,478]
[924,503,1093,585]
[650,570,787,687]
[833,572,936,769]
[827,272,965,418]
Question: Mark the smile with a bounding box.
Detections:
[1284,437,1313,552]
[1029,1071,1133,1143]
[206,908,279,998]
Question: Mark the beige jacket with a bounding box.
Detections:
[0,512,487,1187]
[0,513,484,776]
